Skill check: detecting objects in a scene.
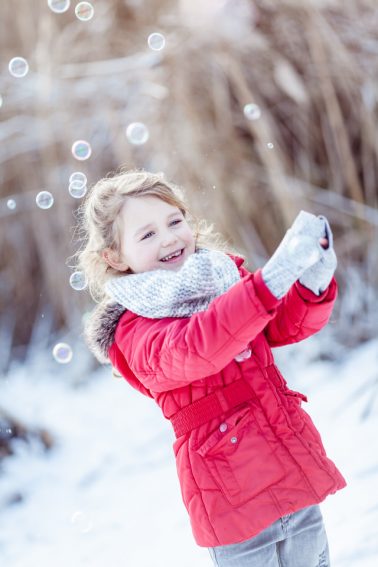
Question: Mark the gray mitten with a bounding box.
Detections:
[261,210,327,299]
[298,215,337,295]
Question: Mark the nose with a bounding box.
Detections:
[161,229,179,248]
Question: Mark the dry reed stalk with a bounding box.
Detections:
[306,9,365,208]
[216,53,297,226]
[0,0,377,358]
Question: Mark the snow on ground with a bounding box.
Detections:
[0,333,377,567]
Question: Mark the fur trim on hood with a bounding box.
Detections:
[83,301,127,364]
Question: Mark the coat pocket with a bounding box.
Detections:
[194,405,285,507]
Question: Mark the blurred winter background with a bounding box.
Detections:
[0,0,377,566]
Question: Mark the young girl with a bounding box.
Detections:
[78,168,346,566]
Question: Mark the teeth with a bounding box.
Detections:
[161,250,182,261]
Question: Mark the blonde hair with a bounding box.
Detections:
[70,166,244,304]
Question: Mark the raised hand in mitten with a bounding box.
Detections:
[298,215,337,295]
[261,210,328,299]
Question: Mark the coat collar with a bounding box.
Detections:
[227,254,245,268]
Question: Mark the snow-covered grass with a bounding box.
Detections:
[1,334,377,567]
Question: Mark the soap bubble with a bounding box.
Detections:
[36,191,54,209]
[287,236,320,267]
[267,142,274,149]
[68,173,87,197]
[69,171,87,186]
[72,140,92,160]
[70,510,93,533]
[243,103,261,121]
[126,122,149,145]
[69,180,87,198]
[147,33,166,51]
[7,199,16,210]
[75,2,94,21]
[47,0,70,13]
[308,249,320,264]
[8,57,29,78]
[0,95,3,108]
[69,271,88,290]
[52,342,73,364]
[287,235,299,252]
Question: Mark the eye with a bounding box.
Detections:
[141,219,182,240]
[141,231,154,240]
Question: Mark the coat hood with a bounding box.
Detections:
[83,300,126,364]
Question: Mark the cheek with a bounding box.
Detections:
[183,225,195,241]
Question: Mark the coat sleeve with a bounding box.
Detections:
[112,270,283,392]
[252,269,338,347]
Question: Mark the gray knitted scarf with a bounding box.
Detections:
[105,248,241,318]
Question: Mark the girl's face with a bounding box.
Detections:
[104,195,196,274]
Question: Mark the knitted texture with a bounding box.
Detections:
[105,248,241,318]
[261,210,330,299]
[299,215,337,295]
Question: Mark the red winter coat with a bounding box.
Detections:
[102,254,347,547]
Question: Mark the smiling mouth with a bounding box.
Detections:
[160,248,184,262]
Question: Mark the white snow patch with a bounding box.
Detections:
[0,335,377,566]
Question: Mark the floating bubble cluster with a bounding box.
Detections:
[69,172,87,197]
[8,57,29,78]
[36,191,54,209]
[7,199,16,210]
[69,171,87,186]
[75,2,94,21]
[52,342,73,364]
[69,180,87,198]
[69,271,88,290]
[71,140,92,160]
[47,0,70,13]
[126,122,149,145]
[243,103,261,121]
[147,33,166,51]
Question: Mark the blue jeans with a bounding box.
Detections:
[208,504,330,566]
